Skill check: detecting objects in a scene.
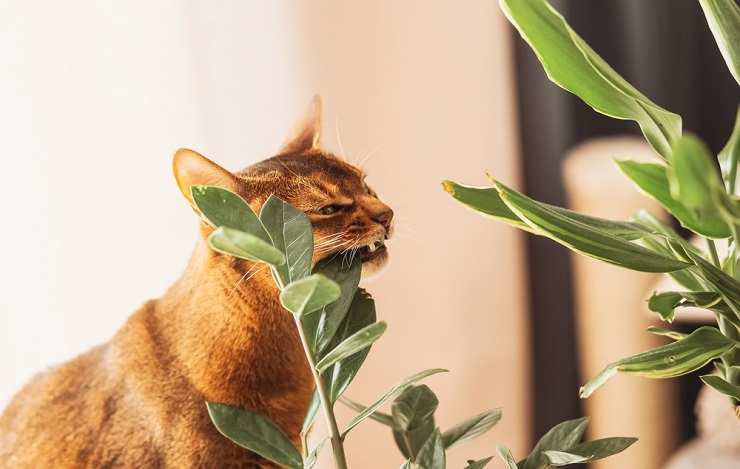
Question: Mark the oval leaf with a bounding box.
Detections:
[260,195,314,284]
[566,437,638,463]
[315,321,387,373]
[191,185,271,243]
[496,445,520,469]
[580,326,738,398]
[524,417,589,469]
[208,226,286,267]
[442,408,502,450]
[392,385,440,433]
[206,402,302,469]
[281,274,341,317]
[542,450,591,466]
[304,255,363,354]
[321,289,378,402]
[414,428,446,469]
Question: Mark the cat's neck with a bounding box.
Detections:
[153,238,311,406]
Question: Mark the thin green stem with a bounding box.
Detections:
[293,315,348,468]
[707,239,721,268]
[272,268,348,469]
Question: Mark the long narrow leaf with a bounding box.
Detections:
[499,0,681,157]
[464,457,495,469]
[493,180,691,273]
[443,180,651,240]
[542,450,591,466]
[699,0,740,86]
[342,368,447,437]
[206,402,302,469]
[616,160,731,238]
[719,105,740,194]
[701,374,740,400]
[580,327,737,398]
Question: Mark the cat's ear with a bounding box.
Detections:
[277,95,322,154]
[173,148,242,208]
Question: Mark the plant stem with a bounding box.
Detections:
[272,269,348,468]
[293,315,349,469]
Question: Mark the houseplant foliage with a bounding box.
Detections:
[445,0,740,416]
[190,185,634,467]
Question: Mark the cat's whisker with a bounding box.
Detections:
[230,263,268,296]
[334,115,347,161]
[356,143,386,169]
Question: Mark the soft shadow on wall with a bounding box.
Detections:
[0,2,529,468]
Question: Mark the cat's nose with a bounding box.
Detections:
[372,208,394,229]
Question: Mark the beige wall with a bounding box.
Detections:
[0,2,529,466]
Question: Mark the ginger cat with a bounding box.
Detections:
[0,96,393,468]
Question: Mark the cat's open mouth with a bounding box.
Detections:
[359,239,387,263]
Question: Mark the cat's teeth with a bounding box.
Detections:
[366,242,377,253]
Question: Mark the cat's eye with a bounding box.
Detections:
[316,204,345,215]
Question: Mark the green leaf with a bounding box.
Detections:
[463,457,494,469]
[580,326,738,398]
[342,368,448,438]
[542,450,591,466]
[392,385,439,433]
[701,374,740,400]
[683,248,740,307]
[496,445,520,469]
[315,321,387,373]
[301,388,321,438]
[208,226,286,266]
[646,326,688,342]
[719,106,740,194]
[565,437,638,463]
[443,180,651,240]
[260,195,314,284]
[393,418,436,462]
[616,160,731,238]
[304,256,362,354]
[524,417,589,469]
[206,402,302,469]
[191,185,272,244]
[414,429,445,469]
[280,274,341,317]
[338,396,395,427]
[493,180,691,273]
[321,290,378,403]
[441,408,502,450]
[499,0,681,157]
[304,437,328,469]
[399,460,412,469]
[647,291,722,323]
[699,0,740,86]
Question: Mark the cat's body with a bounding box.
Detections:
[0,96,393,468]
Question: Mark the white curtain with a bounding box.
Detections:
[0,1,529,466]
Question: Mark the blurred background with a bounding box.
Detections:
[0,1,737,467]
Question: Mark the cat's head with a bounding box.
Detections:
[172,95,393,276]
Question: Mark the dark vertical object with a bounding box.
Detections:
[511,0,739,442]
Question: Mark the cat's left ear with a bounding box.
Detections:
[173,148,243,210]
[277,95,322,154]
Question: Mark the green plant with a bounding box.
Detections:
[190,185,634,467]
[445,0,740,416]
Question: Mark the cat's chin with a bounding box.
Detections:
[360,247,389,278]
